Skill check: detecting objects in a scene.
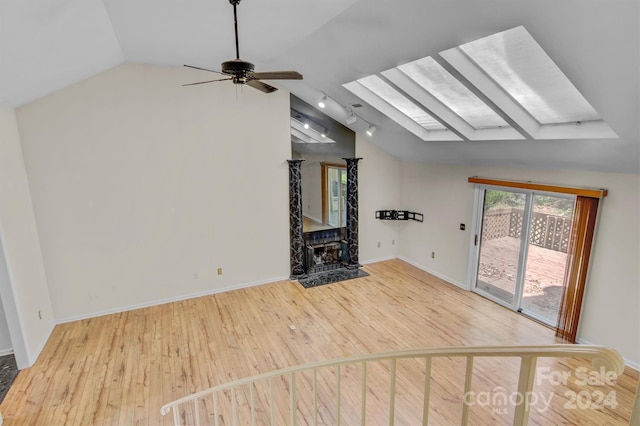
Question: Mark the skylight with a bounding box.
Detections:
[344,25,616,141]
[459,26,599,125]
[398,57,509,130]
[357,75,445,130]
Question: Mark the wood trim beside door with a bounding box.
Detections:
[468,177,608,198]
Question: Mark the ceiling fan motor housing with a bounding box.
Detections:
[222,59,255,83]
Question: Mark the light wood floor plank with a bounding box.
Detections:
[0,259,636,425]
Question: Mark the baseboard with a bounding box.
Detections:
[56,275,289,324]
[397,256,468,290]
[0,348,13,357]
[576,337,640,372]
[360,255,395,265]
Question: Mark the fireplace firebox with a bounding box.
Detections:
[304,228,348,274]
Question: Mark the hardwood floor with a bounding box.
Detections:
[1,259,637,425]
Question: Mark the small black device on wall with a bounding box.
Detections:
[375,210,423,222]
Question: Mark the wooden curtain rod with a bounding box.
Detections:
[468,177,608,198]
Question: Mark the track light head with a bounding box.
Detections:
[346,112,357,125]
[366,125,377,136]
[318,95,327,109]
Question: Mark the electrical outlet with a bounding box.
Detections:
[460,223,466,231]
[217,268,223,275]
[38,310,42,320]
[392,239,395,245]
[193,272,199,279]
[431,251,435,259]
[377,241,381,248]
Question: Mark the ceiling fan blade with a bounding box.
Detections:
[251,71,303,80]
[246,79,278,93]
[182,78,233,87]
[184,64,224,75]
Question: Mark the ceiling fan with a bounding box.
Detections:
[183,0,303,93]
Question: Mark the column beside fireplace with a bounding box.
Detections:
[344,157,362,269]
[288,160,306,279]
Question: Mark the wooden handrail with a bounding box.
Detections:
[161,345,625,425]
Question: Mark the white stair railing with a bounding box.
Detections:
[161,345,626,426]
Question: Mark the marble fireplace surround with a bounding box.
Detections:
[288,158,362,280]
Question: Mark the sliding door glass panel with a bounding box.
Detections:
[475,189,526,305]
[520,194,574,324]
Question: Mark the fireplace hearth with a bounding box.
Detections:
[297,267,369,289]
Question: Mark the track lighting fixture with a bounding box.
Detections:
[299,98,378,138]
[290,110,336,144]
[346,111,357,125]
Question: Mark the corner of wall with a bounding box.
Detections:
[0,107,56,369]
[355,135,403,263]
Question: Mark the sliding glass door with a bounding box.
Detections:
[520,194,574,324]
[475,189,527,306]
[471,187,575,325]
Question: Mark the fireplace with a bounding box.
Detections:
[304,228,348,274]
[288,158,361,279]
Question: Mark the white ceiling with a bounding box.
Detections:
[1,0,638,173]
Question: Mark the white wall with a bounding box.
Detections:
[356,136,402,263]
[0,108,55,368]
[398,163,640,365]
[16,64,291,322]
[399,164,472,287]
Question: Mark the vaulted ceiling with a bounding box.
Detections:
[1,0,637,173]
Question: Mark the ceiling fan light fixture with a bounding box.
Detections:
[318,95,327,109]
[366,125,377,136]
